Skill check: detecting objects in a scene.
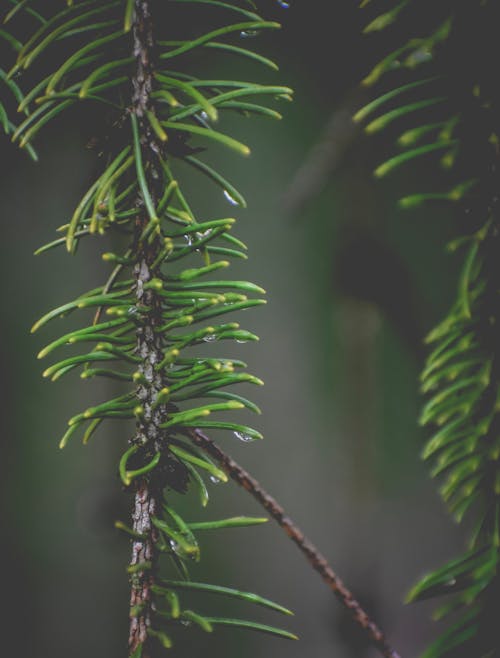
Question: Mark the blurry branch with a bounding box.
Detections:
[282,89,365,219]
[357,2,500,656]
[188,428,401,658]
[334,233,425,361]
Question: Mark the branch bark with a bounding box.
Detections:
[188,428,401,658]
[128,2,165,655]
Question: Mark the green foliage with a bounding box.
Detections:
[359,1,500,655]
[0,5,37,157]
[0,0,294,654]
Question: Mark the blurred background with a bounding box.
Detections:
[0,1,469,656]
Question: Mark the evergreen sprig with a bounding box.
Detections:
[1,1,295,655]
[359,2,500,656]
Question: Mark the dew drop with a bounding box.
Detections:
[203,334,217,343]
[223,189,240,207]
[200,111,209,121]
[276,0,290,7]
[240,29,258,38]
[209,475,221,484]
[236,339,248,344]
[127,306,138,315]
[234,431,255,443]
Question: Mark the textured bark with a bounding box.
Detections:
[188,428,401,658]
[128,2,165,655]
[129,482,158,655]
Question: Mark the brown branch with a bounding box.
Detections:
[128,481,159,655]
[188,428,401,658]
[128,2,165,656]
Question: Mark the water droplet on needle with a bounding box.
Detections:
[223,189,240,206]
[234,431,255,443]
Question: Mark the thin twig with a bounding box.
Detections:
[188,428,401,658]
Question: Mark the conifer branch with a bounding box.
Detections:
[17,0,296,644]
[188,428,401,658]
[3,2,413,655]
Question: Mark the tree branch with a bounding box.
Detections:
[188,428,401,658]
[128,2,165,655]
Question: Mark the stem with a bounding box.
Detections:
[129,481,158,654]
[188,428,401,658]
[128,2,165,656]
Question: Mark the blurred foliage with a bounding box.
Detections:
[358,1,500,655]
